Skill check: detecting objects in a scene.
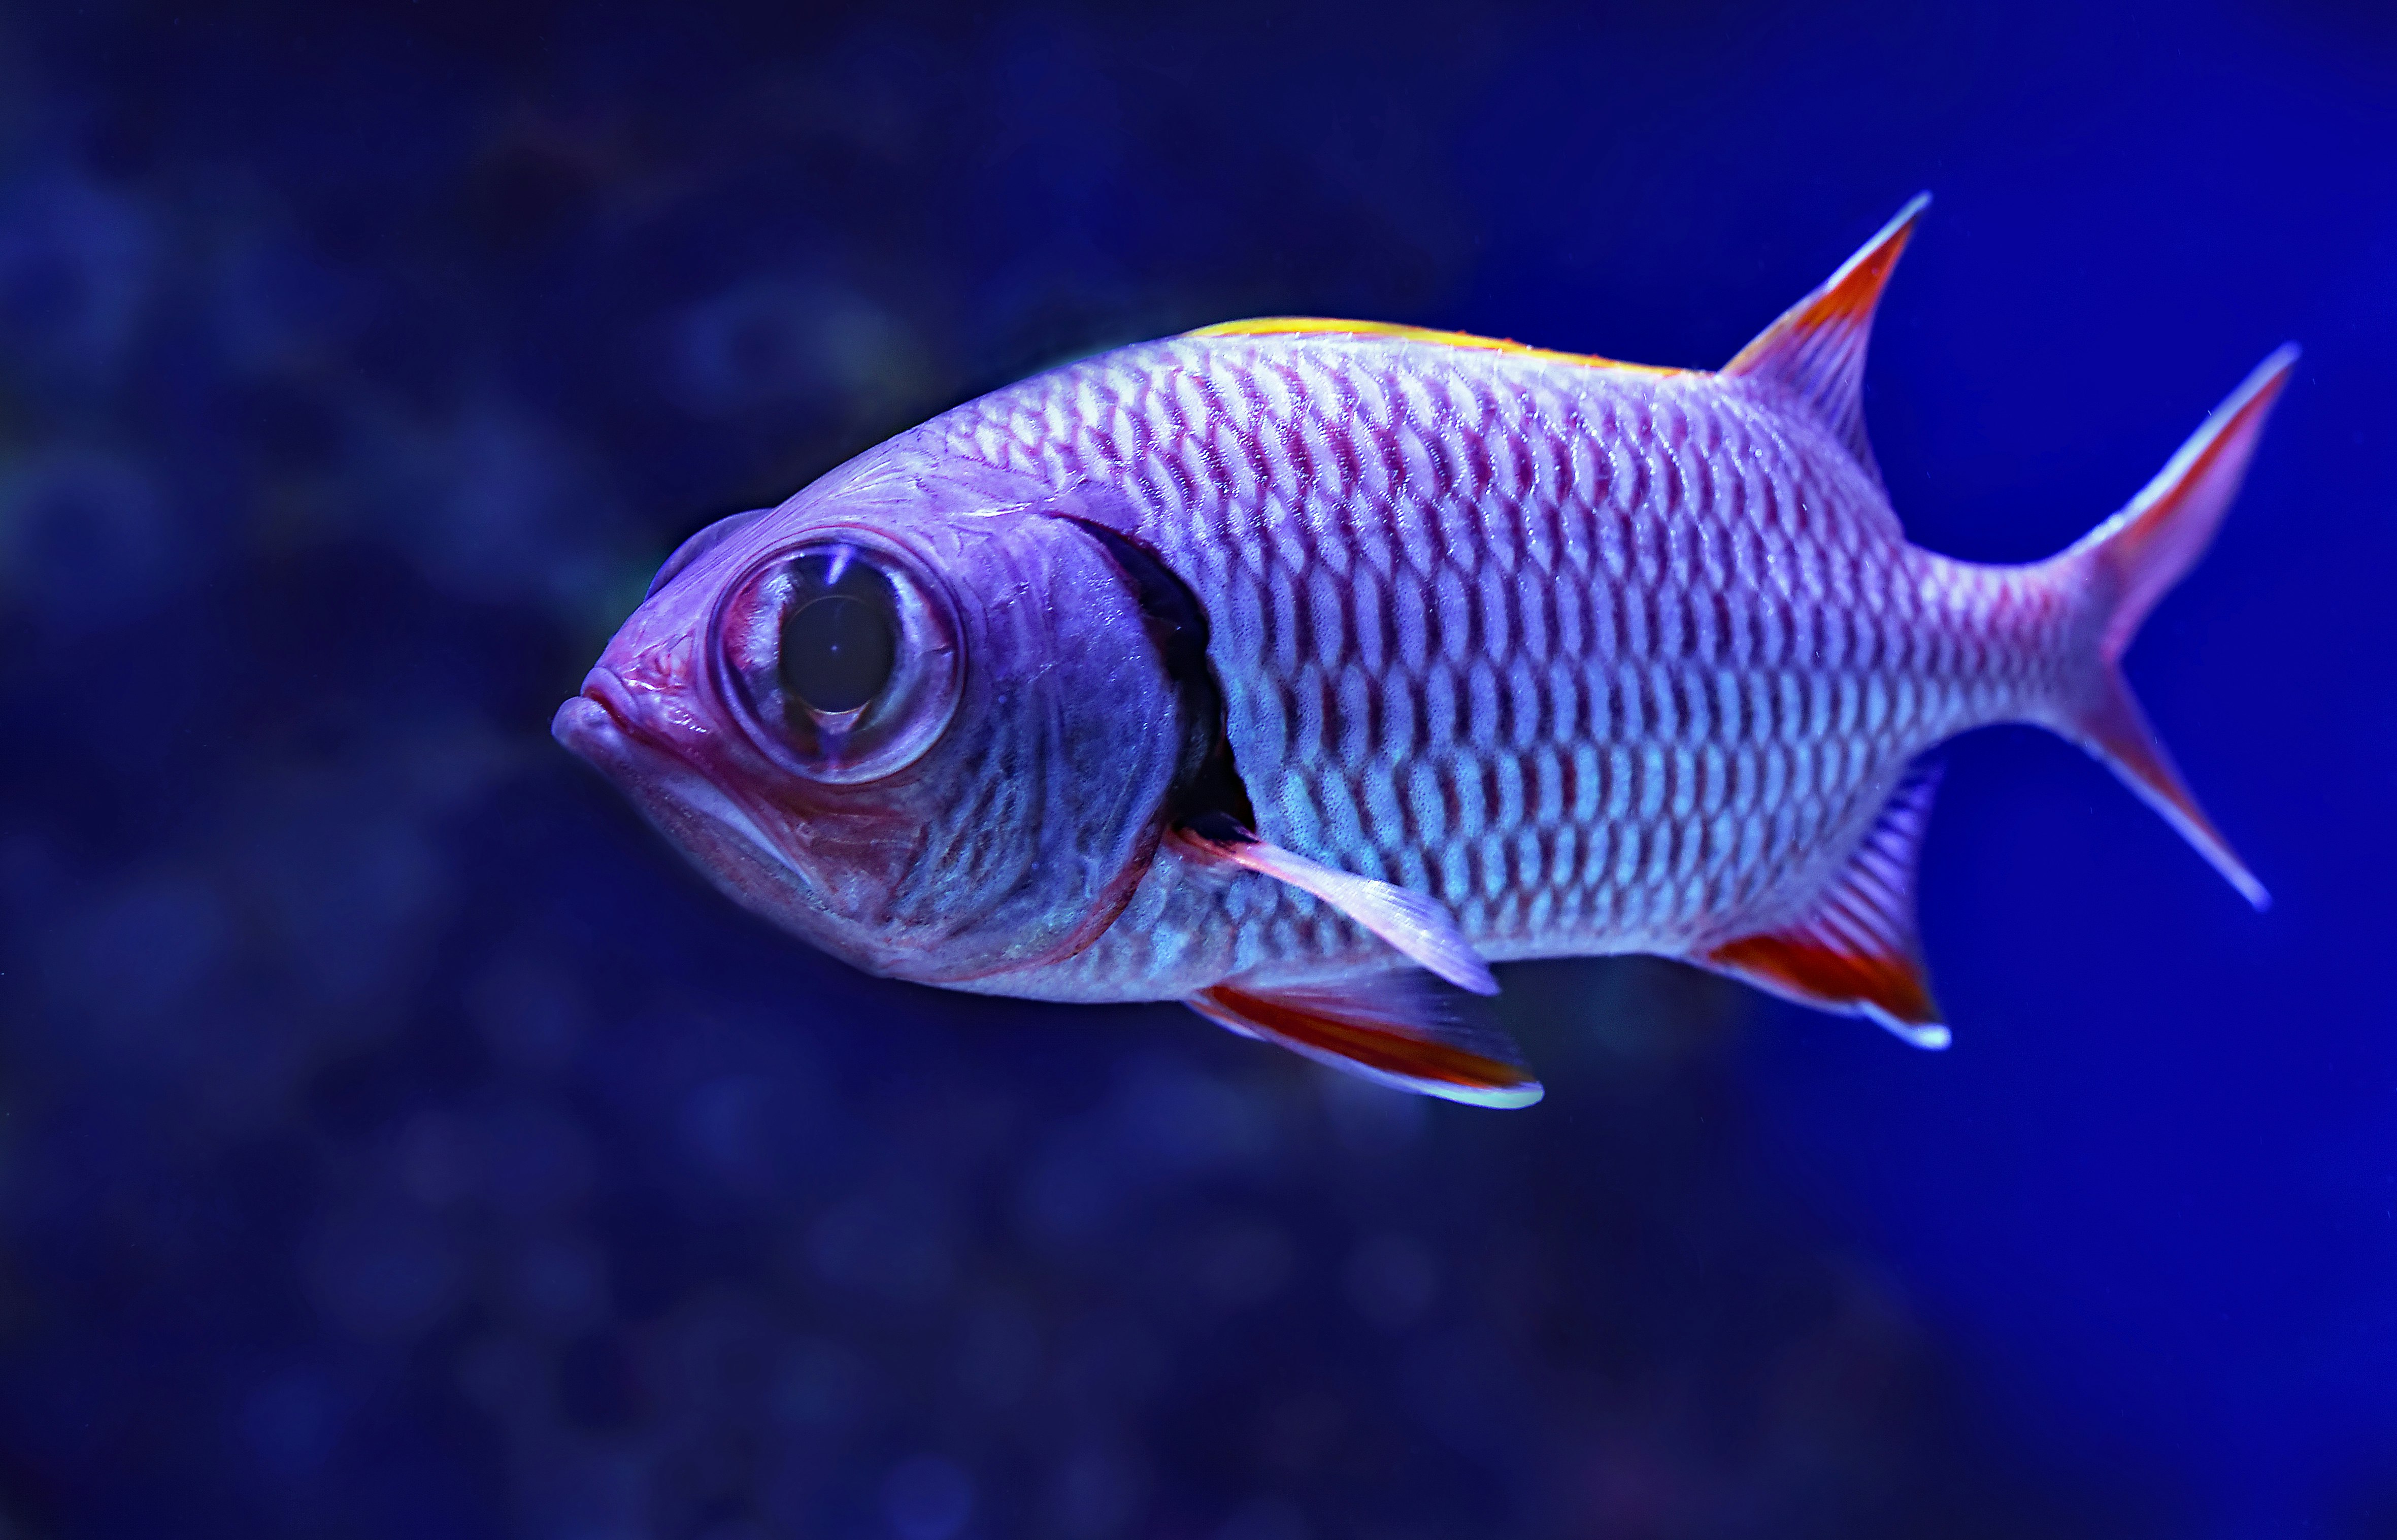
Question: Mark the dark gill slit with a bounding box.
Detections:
[1056,516,1259,838]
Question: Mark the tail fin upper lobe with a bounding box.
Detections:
[2047,346,2296,909]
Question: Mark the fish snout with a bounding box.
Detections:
[554,668,824,923]
[550,691,615,764]
[554,667,635,758]
[553,665,689,779]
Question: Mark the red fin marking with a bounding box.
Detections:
[1701,760,1950,1049]
[1707,935,1941,1037]
[1722,193,1927,483]
[1189,979,1543,1110]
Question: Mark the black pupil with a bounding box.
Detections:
[779,594,895,714]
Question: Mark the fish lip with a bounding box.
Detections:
[561,666,649,749]
[550,669,684,795]
[544,671,656,785]
[556,666,700,778]
[552,671,795,889]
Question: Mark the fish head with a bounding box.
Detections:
[554,462,1193,984]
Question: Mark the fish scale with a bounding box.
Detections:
[560,196,2288,1103]
[921,332,2022,993]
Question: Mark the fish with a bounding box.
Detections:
[554,194,2294,1110]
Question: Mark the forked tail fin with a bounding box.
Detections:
[2048,346,2296,910]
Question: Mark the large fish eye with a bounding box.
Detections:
[713,537,960,784]
[780,593,895,714]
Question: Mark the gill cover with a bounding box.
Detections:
[582,473,1198,988]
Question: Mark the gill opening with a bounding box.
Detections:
[1052,515,1258,834]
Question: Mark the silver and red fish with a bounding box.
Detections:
[556,196,2293,1108]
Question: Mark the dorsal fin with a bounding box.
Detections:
[1184,317,1683,380]
[1721,193,1928,486]
[1189,975,1542,1109]
[1700,759,1949,1049]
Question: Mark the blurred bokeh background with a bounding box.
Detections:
[2,1,2392,1535]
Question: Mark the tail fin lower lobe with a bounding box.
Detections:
[2048,346,2296,909]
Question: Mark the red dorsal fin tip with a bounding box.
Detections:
[1722,193,1928,483]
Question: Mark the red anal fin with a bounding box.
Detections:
[1708,934,1943,1043]
[1700,759,1951,1049]
[1190,978,1542,1110]
[1722,193,1927,484]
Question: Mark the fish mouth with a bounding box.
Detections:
[551,667,666,773]
[551,671,796,896]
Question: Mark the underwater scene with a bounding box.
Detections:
[2,1,2393,1536]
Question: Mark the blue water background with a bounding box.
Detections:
[2,1,2392,1535]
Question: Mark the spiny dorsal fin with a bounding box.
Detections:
[1722,193,1928,486]
[1189,975,1542,1109]
[1182,317,1685,380]
[1701,758,1948,1049]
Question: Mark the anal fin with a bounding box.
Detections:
[1700,760,1951,1049]
[1189,975,1542,1109]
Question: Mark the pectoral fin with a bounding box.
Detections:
[1699,759,1950,1049]
[1189,975,1542,1109]
[1173,816,1496,995]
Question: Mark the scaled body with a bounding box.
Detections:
[556,199,2291,1105]
[920,331,2051,1001]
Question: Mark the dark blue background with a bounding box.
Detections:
[2,2,2390,1535]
